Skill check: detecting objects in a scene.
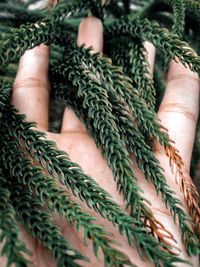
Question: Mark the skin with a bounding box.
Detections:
[1,16,199,267]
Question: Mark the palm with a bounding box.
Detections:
[19,124,196,267]
[4,16,198,267]
[20,130,114,267]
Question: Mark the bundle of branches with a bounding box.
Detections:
[0,0,200,266]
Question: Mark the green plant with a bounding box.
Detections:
[0,0,200,266]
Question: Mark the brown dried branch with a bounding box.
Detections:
[165,144,200,239]
[142,203,179,254]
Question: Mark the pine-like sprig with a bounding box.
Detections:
[0,3,43,24]
[9,183,88,267]
[50,44,199,255]
[106,17,200,73]
[0,170,30,267]
[52,80,179,251]
[58,45,157,223]
[0,0,102,67]
[0,0,200,266]
[0,82,191,266]
[108,39,156,110]
[106,16,200,240]
[0,128,134,266]
[51,45,183,251]
[168,0,185,37]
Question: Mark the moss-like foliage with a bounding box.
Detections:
[0,0,200,266]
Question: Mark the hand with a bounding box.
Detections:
[5,16,199,267]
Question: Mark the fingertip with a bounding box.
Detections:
[77,16,103,53]
[144,41,156,75]
[15,44,50,88]
[167,60,199,82]
[19,44,50,66]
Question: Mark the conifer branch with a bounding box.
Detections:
[0,82,191,266]
[53,47,189,252]
[108,38,156,110]
[0,0,102,67]
[0,3,43,23]
[9,183,88,267]
[168,0,185,37]
[0,1,199,265]
[161,0,186,68]
[50,46,200,255]
[59,46,155,223]
[52,50,200,247]
[111,98,199,254]
[105,17,200,73]
[165,147,200,241]
[106,18,200,240]
[0,130,134,267]
[49,0,103,23]
[108,62,200,247]
[51,81,180,254]
[0,170,30,267]
[0,20,63,67]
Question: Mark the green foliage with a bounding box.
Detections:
[0,118,134,266]
[0,170,30,267]
[167,0,185,37]
[0,0,200,266]
[51,44,198,253]
[107,38,156,109]
[1,94,187,266]
[10,183,88,267]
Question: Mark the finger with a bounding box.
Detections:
[77,16,103,53]
[157,60,200,170]
[61,108,86,133]
[61,16,103,133]
[12,44,50,131]
[144,41,156,75]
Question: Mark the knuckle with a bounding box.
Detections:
[167,74,199,88]
[159,102,198,123]
[13,78,48,92]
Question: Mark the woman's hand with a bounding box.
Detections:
[5,16,199,267]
